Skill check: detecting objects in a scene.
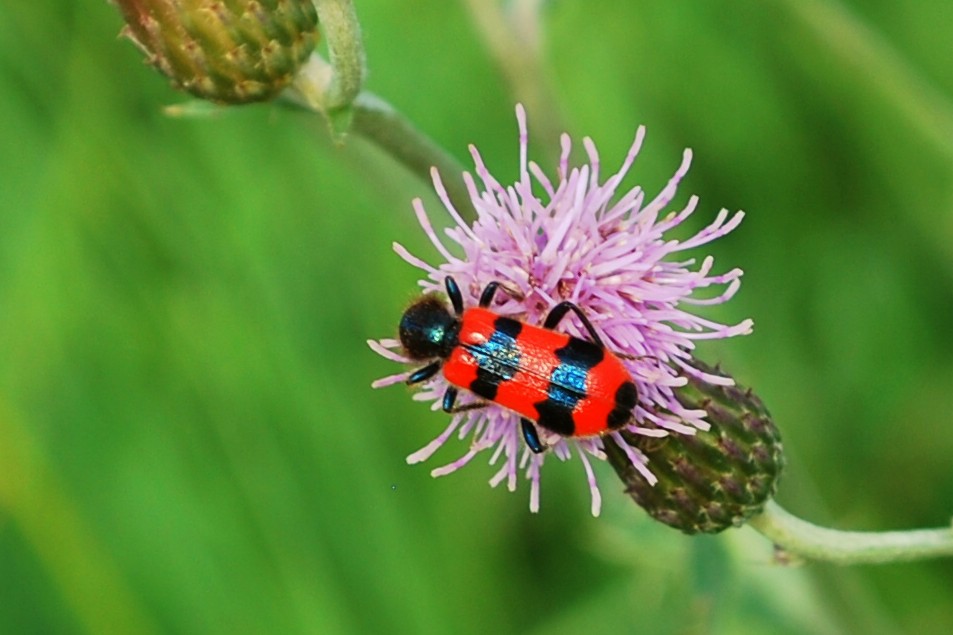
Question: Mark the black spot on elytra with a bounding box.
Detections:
[607,381,638,429]
[533,337,605,435]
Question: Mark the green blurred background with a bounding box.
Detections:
[2,1,952,633]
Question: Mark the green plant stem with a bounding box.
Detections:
[295,0,365,111]
[748,500,953,564]
[350,93,475,219]
[284,0,474,218]
[315,0,365,109]
[285,75,475,218]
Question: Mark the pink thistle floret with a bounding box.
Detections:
[369,105,753,516]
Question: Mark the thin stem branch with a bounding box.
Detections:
[281,1,473,217]
[748,500,953,565]
[350,93,475,220]
[286,62,474,217]
[295,0,366,111]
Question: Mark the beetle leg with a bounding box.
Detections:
[442,386,458,412]
[479,280,524,308]
[446,402,490,413]
[543,301,605,347]
[445,276,464,315]
[520,419,545,454]
[520,419,545,453]
[408,361,441,384]
[617,352,661,364]
[442,387,490,413]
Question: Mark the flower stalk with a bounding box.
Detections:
[292,0,365,113]
[749,501,953,565]
[285,84,474,215]
[349,93,475,219]
[279,2,472,212]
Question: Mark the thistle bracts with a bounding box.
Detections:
[114,0,319,103]
[607,360,783,533]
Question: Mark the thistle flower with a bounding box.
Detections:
[369,105,753,516]
[113,0,319,104]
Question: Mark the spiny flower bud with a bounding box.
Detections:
[114,0,319,104]
[606,360,783,534]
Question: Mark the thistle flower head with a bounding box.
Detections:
[113,0,319,104]
[369,106,753,516]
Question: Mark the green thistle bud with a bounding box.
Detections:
[113,0,319,104]
[606,360,784,534]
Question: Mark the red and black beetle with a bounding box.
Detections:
[399,276,638,453]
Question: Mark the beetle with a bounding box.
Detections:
[398,276,638,453]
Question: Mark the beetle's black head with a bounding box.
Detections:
[399,295,459,360]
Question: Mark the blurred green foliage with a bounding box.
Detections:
[1,1,952,633]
